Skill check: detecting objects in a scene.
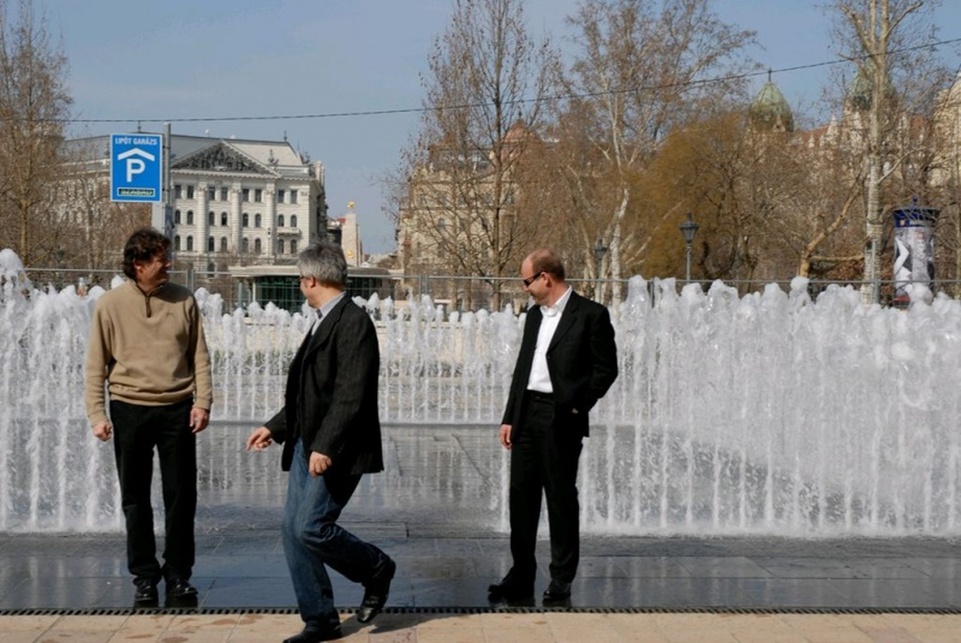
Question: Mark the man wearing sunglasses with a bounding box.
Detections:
[489,248,618,606]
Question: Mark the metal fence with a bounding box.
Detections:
[19,266,960,311]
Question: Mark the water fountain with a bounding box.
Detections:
[2,248,960,536]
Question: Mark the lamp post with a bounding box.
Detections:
[679,212,699,283]
[594,237,607,302]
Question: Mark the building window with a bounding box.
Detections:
[254,188,262,202]
[207,237,214,252]
[290,239,298,254]
[254,238,262,254]
[186,236,194,251]
[186,185,194,199]
[277,189,285,203]
[242,212,249,227]
[242,188,250,202]
[207,187,216,202]
[207,263,215,272]
[254,213,262,228]
[289,190,298,204]
[242,237,249,253]
[278,239,285,254]
[221,212,228,226]
[208,211,215,226]
[290,215,297,228]
[186,210,194,225]
[220,237,227,252]
[174,209,181,224]
[174,235,181,251]
[277,214,284,227]
[220,187,228,201]
[174,184,182,199]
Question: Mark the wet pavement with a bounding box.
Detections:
[3,425,961,640]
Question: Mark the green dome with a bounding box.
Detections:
[749,73,795,132]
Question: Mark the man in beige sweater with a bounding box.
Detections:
[85,227,213,606]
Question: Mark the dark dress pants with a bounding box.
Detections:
[509,394,584,584]
[110,399,196,583]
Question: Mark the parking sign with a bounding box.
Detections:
[110,133,162,202]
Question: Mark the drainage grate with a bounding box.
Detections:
[2,606,961,617]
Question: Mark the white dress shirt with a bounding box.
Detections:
[526,286,572,393]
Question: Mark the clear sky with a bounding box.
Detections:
[44,0,961,255]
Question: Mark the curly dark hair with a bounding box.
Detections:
[122,227,170,279]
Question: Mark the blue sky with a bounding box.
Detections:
[45,0,961,255]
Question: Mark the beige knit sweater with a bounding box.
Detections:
[85,279,213,425]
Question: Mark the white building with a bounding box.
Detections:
[70,133,328,272]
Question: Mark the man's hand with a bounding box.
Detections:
[499,424,512,450]
[246,426,273,451]
[309,452,333,476]
[92,420,112,442]
[190,407,210,434]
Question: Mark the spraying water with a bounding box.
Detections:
[2,253,959,536]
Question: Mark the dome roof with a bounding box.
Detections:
[846,68,896,112]
[749,72,795,132]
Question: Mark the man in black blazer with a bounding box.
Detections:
[246,242,394,643]
[488,248,618,605]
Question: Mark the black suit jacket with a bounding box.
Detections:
[501,290,618,438]
[265,297,384,475]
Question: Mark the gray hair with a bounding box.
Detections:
[298,241,348,287]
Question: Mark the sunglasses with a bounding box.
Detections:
[521,271,543,288]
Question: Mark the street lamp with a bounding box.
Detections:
[679,212,699,283]
[594,238,607,302]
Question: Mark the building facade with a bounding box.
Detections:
[69,133,329,273]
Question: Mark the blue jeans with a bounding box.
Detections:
[282,440,386,628]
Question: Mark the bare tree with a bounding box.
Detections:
[396,0,556,309]
[830,0,949,303]
[552,0,755,300]
[0,0,71,266]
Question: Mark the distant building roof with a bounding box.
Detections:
[749,72,795,132]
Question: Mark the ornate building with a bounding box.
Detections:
[68,133,329,272]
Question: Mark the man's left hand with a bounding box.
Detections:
[309,451,333,476]
[190,407,210,434]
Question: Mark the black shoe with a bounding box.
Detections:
[487,573,534,603]
[133,578,159,604]
[542,579,571,601]
[282,625,343,643]
[357,557,396,624]
[166,578,198,599]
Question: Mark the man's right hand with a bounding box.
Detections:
[92,420,112,442]
[246,426,273,451]
[499,424,512,449]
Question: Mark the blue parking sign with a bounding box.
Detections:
[110,133,162,202]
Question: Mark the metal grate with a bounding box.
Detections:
[2,605,960,617]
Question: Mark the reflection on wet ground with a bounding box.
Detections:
[3,425,961,612]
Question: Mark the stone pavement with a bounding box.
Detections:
[5,611,961,642]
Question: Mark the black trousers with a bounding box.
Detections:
[110,399,196,583]
[508,394,583,584]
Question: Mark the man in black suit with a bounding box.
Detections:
[246,241,394,643]
[488,248,618,605]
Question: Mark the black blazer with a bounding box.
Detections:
[501,290,618,438]
[265,297,384,475]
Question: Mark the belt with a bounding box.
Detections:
[527,390,554,403]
